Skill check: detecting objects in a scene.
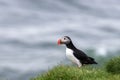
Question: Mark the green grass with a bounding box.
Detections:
[32,56,120,80]
[31,65,120,80]
[105,56,120,74]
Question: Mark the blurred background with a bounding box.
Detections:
[0,0,120,80]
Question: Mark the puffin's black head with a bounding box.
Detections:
[57,36,71,45]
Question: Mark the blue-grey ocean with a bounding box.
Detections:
[0,0,120,80]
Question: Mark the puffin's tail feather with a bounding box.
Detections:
[88,57,94,60]
[88,57,98,64]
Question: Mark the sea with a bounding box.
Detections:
[0,0,120,80]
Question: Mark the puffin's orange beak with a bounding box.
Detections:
[57,39,61,45]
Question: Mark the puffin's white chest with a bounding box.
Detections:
[66,48,79,63]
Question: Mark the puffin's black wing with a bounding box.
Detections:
[73,49,88,60]
[73,49,97,64]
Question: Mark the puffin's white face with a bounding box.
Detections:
[57,36,71,45]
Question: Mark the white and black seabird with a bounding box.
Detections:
[57,36,97,67]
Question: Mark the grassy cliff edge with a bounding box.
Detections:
[32,57,120,80]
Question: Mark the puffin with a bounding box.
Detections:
[57,36,97,67]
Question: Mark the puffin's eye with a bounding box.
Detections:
[64,38,66,40]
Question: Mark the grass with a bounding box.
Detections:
[31,65,120,80]
[31,56,120,80]
[105,56,120,74]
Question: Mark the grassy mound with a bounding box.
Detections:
[31,65,120,80]
[105,56,120,74]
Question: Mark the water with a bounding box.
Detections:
[0,0,120,80]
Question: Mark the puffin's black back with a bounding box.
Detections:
[73,49,97,65]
